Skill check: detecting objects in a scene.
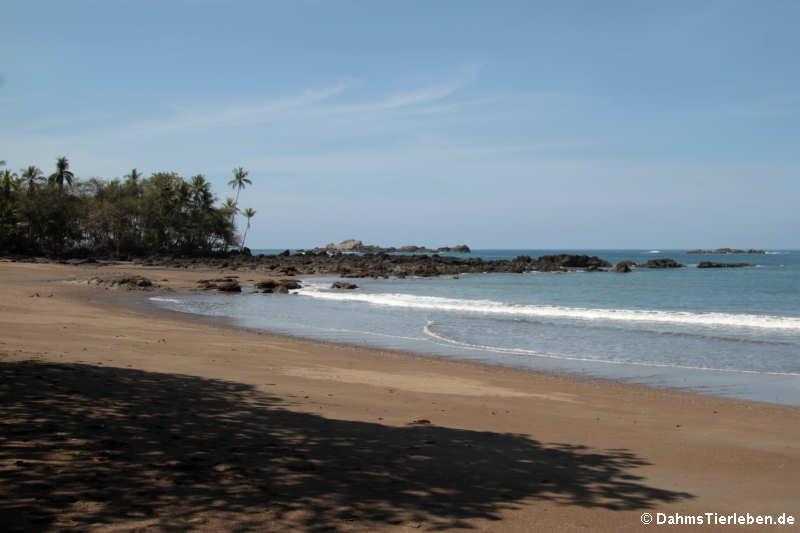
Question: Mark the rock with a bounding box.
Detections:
[612,261,634,273]
[688,248,765,254]
[697,262,756,268]
[279,249,291,256]
[638,259,684,268]
[90,275,154,290]
[437,244,471,253]
[532,255,611,272]
[329,239,363,251]
[331,282,358,289]
[256,278,301,293]
[197,276,240,292]
[216,280,241,292]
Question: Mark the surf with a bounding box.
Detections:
[298,287,800,331]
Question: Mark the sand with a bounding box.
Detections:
[0,260,798,532]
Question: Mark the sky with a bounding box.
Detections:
[1,0,799,249]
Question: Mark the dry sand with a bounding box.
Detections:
[0,260,798,532]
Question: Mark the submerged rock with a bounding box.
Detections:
[331,282,359,289]
[697,262,756,268]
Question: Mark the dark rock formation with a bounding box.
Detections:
[121,251,669,279]
[255,279,301,294]
[437,244,471,253]
[88,275,153,290]
[197,277,241,292]
[331,282,359,289]
[638,259,684,269]
[697,262,756,268]
[612,261,635,273]
[216,280,242,292]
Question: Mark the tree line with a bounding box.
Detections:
[0,156,257,256]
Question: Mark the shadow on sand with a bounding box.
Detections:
[0,361,692,531]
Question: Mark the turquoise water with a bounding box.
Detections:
[149,250,800,405]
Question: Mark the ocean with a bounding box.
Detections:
[148,249,800,406]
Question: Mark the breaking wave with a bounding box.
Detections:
[298,288,800,331]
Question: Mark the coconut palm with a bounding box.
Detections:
[49,156,74,192]
[1,169,17,204]
[221,197,238,217]
[227,167,251,210]
[21,166,43,194]
[125,168,142,184]
[240,207,256,250]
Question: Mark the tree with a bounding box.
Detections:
[125,168,142,185]
[21,166,43,195]
[240,207,256,250]
[227,167,251,211]
[49,156,75,192]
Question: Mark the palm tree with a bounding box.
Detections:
[240,207,256,250]
[21,166,43,194]
[227,167,251,210]
[124,168,142,185]
[189,174,213,209]
[221,197,238,217]
[49,156,74,192]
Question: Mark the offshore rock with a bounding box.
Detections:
[697,262,756,268]
[612,261,635,273]
[638,259,684,269]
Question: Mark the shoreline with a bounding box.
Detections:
[130,287,798,410]
[1,260,798,532]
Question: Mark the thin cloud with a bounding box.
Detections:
[318,65,481,116]
[124,81,352,137]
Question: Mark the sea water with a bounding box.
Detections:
[148,250,800,405]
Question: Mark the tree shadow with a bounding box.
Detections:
[0,361,692,531]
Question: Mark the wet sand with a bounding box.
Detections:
[1,260,798,532]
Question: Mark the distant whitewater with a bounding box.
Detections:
[149,249,800,406]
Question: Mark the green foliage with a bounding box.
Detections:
[0,158,239,256]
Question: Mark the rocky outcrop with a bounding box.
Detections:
[326,239,363,251]
[331,282,359,289]
[612,261,635,273]
[637,259,684,269]
[255,279,301,293]
[437,244,471,253]
[697,262,756,268]
[88,275,154,290]
[197,277,241,292]
[126,250,704,278]
[688,248,765,254]
[317,240,471,255]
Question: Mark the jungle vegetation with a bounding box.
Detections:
[0,157,255,256]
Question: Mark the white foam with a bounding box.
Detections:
[646,250,662,254]
[149,297,182,304]
[423,322,800,376]
[298,288,800,331]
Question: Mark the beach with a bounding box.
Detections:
[1,260,798,532]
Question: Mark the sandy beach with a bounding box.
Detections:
[1,260,798,532]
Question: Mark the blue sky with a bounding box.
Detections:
[2,0,798,249]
